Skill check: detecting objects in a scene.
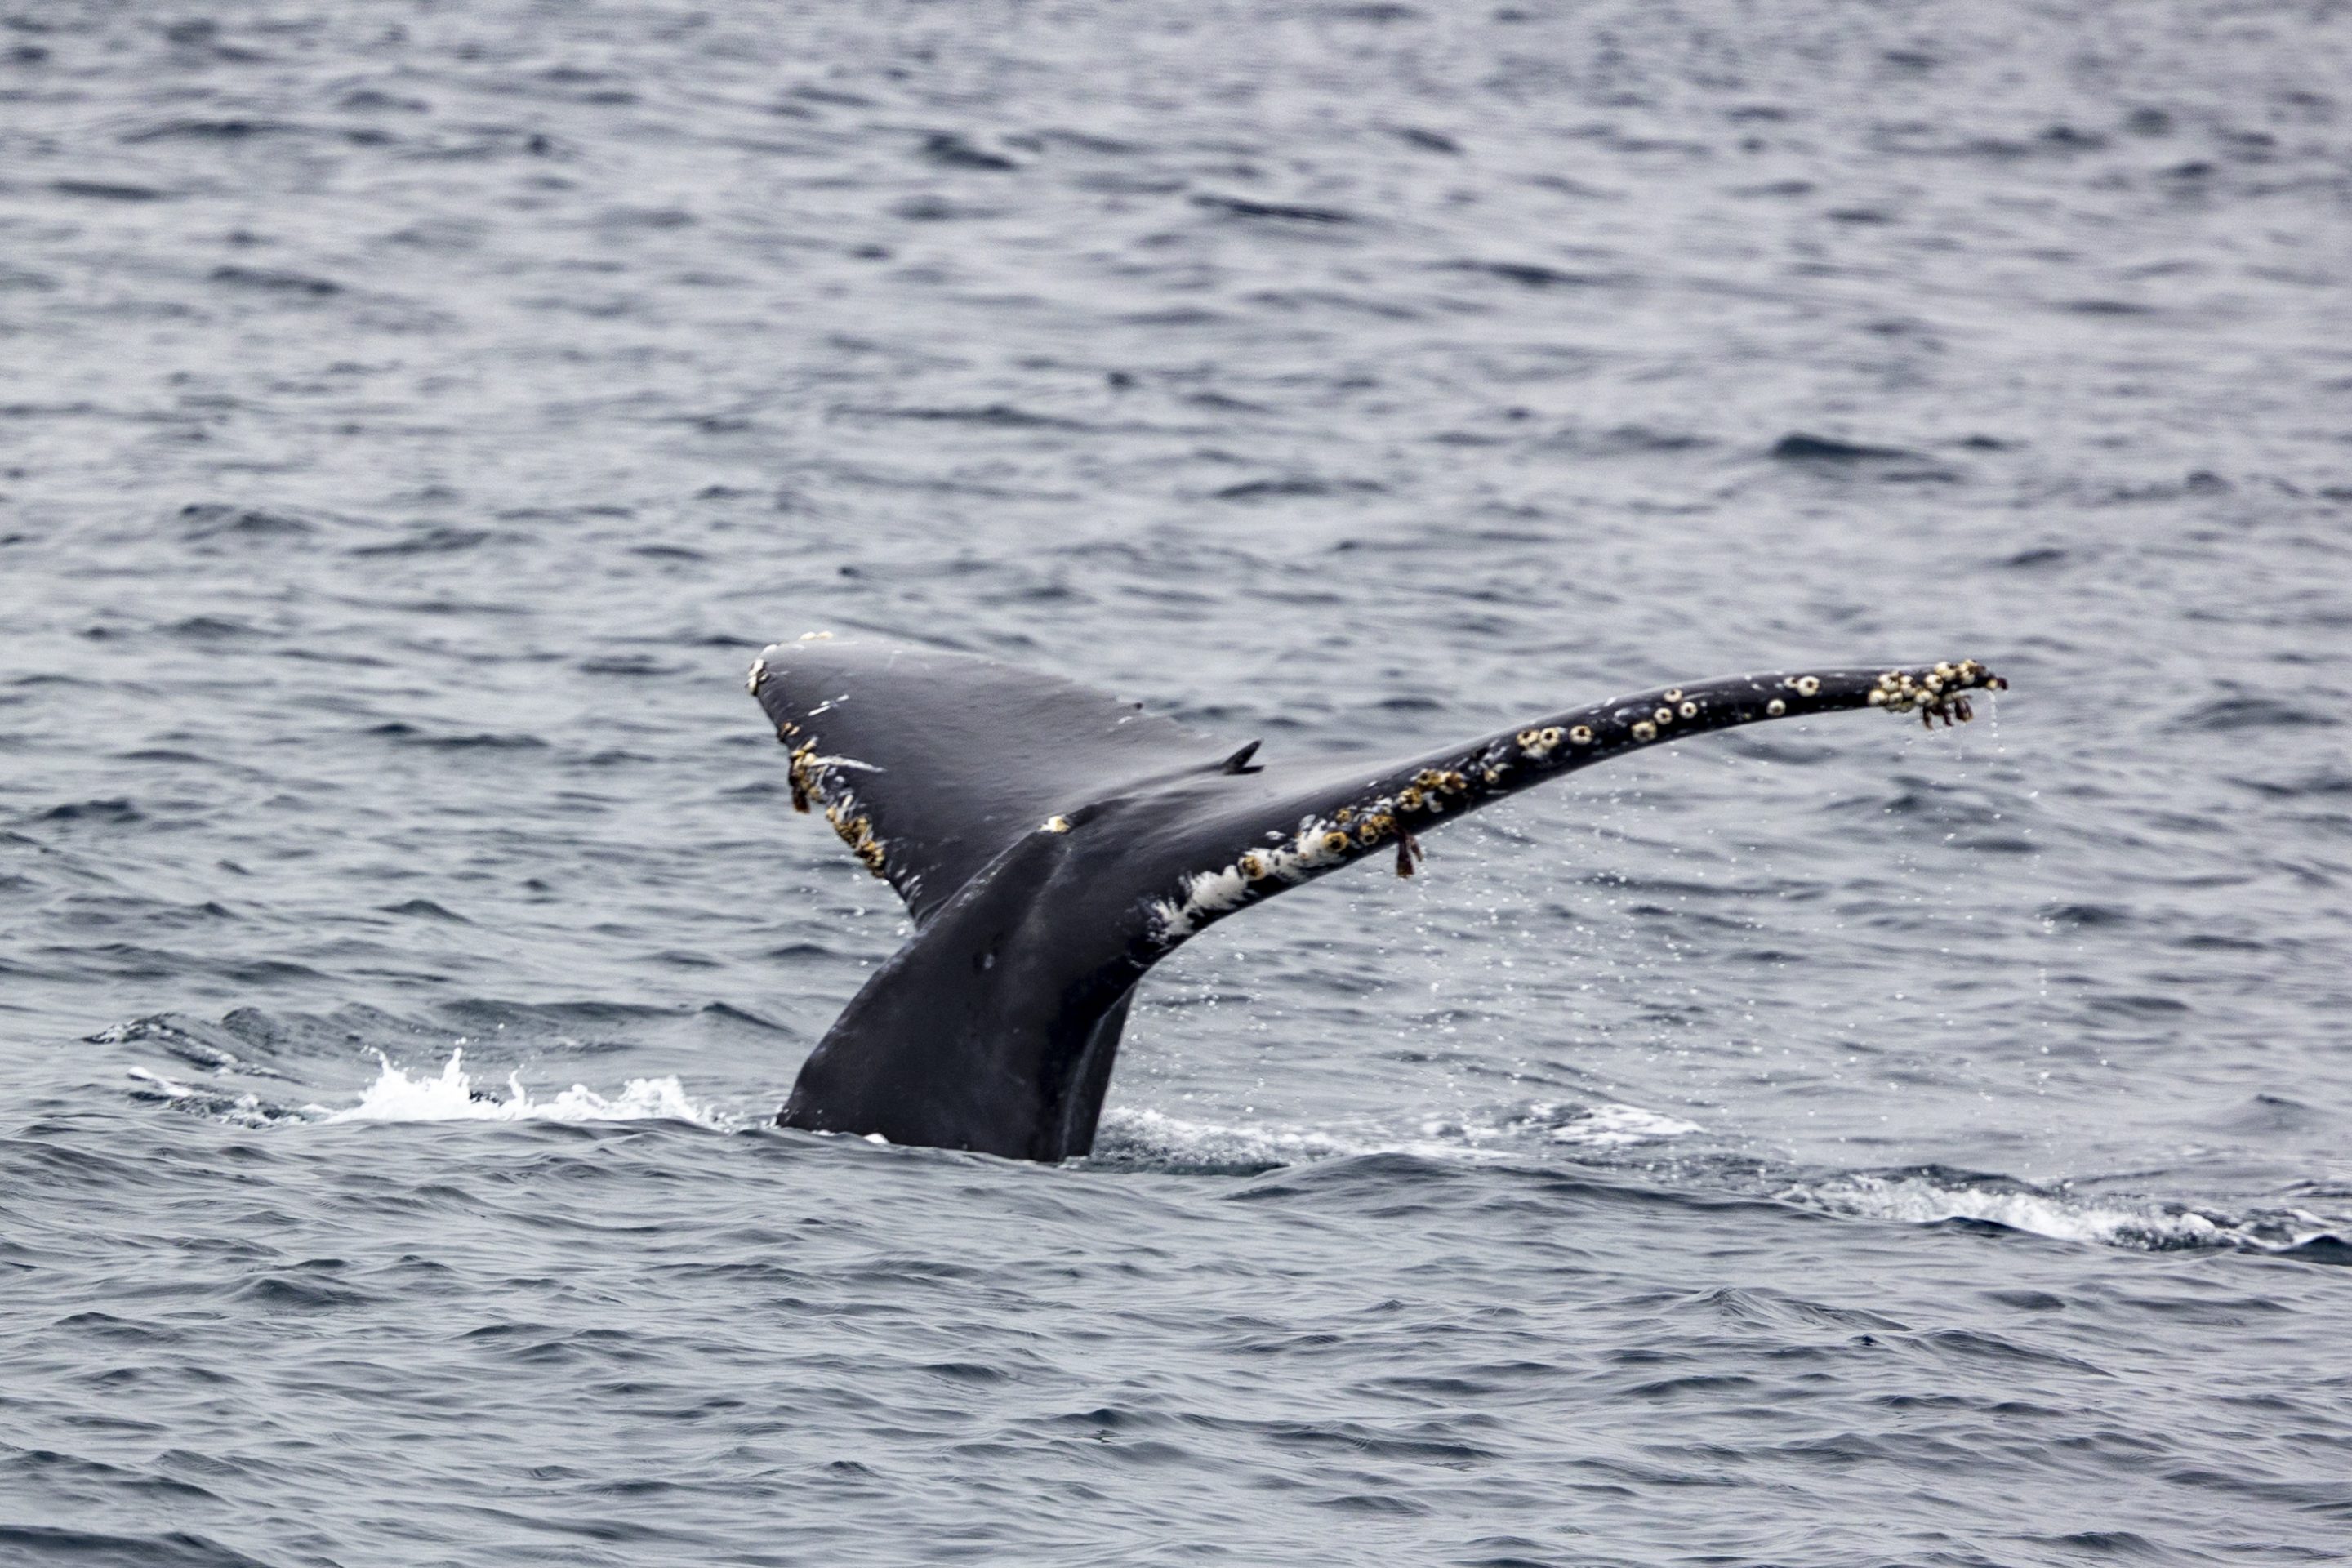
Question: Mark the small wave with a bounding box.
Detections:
[319,1049,724,1127]
[1781,1169,2345,1258]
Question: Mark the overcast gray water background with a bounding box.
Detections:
[5,2,2352,1564]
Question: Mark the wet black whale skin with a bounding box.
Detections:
[755,636,1995,1161]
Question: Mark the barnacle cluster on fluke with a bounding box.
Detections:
[1146,658,2005,942]
[1867,659,2005,727]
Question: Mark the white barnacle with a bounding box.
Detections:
[1766,697,1786,716]
[1042,815,1071,834]
[1653,707,1673,725]
[1569,725,1594,745]
[1868,689,1886,706]
[1794,675,1821,697]
[1664,688,1683,702]
[746,658,768,696]
[1187,866,1250,913]
[797,630,835,642]
[1678,700,1699,719]
[1632,719,1657,742]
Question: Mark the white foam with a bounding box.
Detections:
[126,1064,203,1098]
[1545,1102,1706,1148]
[1426,1098,1705,1151]
[316,1049,724,1129]
[1089,1095,1703,1170]
[1782,1172,2236,1250]
[1090,1107,1361,1168]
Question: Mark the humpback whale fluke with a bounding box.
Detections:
[750,635,2006,1163]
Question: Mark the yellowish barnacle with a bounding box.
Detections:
[1483,767,1504,783]
[1632,719,1657,742]
[1398,786,1425,811]
[746,658,768,696]
[1678,700,1698,719]
[1868,689,1887,706]
[1653,707,1673,725]
[1569,725,1593,744]
[1240,852,1270,880]
[1794,675,1821,697]
[797,630,834,642]
[1334,807,1354,824]
[1356,820,1383,845]
[1324,831,1352,853]
[1517,728,1542,747]
[1042,816,1071,834]
[1766,698,1786,716]
[849,825,888,876]
[1415,768,1445,790]
[1539,726,1564,747]
[1664,688,1683,702]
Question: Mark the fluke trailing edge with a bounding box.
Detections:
[750,635,2006,1163]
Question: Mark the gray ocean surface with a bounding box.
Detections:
[4,2,2351,1564]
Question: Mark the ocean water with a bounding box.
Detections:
[4,2,2351,1563]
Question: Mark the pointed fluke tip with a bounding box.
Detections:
[1864,659,2006,728]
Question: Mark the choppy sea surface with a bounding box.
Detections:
[5,3,2352,1563]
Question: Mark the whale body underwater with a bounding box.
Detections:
[750,635,2007,1163]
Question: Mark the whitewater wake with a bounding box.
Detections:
[129,1047,733,1129]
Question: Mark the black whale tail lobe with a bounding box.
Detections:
[751,635,2005,1161]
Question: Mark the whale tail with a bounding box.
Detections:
[751,634,2003,1161]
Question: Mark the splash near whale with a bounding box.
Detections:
[750,635,2005,1162]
